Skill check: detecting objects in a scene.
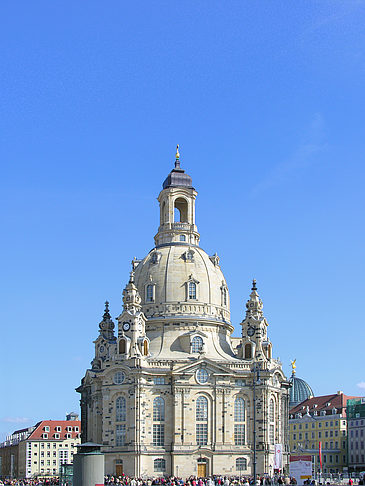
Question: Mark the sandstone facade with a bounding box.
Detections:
[77,149,291,477]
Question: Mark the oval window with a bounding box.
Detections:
[196,368,209,384]
[114,371,125,384]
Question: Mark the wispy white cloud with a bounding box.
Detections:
[299,1,365,40]
[1,417,30,424]
[357,382,365,390]
[251,113,327,196]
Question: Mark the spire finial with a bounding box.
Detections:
[103,300,111,320]
[175,144,181,169]
[252,278,257,291]
[129,270,135,283]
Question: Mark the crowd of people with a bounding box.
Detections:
[0,475,360,486]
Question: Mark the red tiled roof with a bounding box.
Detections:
[290,392,361,416]
[27,420,81,441]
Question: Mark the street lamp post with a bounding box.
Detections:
[252,362,261,484]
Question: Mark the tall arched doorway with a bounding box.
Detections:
[116,459,123,477]
[197,458,208,477]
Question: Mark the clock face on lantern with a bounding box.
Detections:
[247,325,255,337]
[123,321,130,332]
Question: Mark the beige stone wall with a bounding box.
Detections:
[90,363,289,477]
[78,173,291,478]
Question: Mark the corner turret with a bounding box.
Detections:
[238,280,272,362]
[98,301,115,340]
[91,301,116,370]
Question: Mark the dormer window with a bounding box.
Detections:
[150,252,161,264]
[44,426,50,432]
[183,249,195,262]
[188,282,196,299]
[191,336,203,353]
[221,282,228,307]
[145,280,156,303]
[146,284,153,302]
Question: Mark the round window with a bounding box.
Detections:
[114,371,125,384]
[196,368,209,384]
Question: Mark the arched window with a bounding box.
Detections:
[188,282,196,299]
[119,339,126,354]
[180,234,186,242]
[153,397,165,446]
[236,457,247,471]
[234,397,245,445]
[174,197,188,222]
[153,397,165,421]
[116,396,126,446]
[143,340,148,356]
[116,397,126,422]
[234,397,245,422]
[154,458,166,472]
[146,284,154,302]
[269,398,275,445]
[196,396,208,445]
[245,343,252,359]
[191,336,203,353]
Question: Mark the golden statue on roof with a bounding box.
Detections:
[291,359,297,375]
[175,144,180,159]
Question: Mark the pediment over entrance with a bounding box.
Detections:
[172,357,235,377]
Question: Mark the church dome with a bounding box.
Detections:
[289,374,314,409]
[133,244,230,325]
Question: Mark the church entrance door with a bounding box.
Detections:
[116,464,123,476]
[197,462,206,477]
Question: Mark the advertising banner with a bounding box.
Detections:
[289,456,312,486]
[274,444,283,469]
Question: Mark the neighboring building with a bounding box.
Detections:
[0,414,80,479]
[77,148,291,478]
[289,392,360,474]
[347,397,365,473]
[289,361,314,409]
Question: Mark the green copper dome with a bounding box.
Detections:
[289,374,314,409]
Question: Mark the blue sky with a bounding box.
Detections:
[1,1,365,440]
